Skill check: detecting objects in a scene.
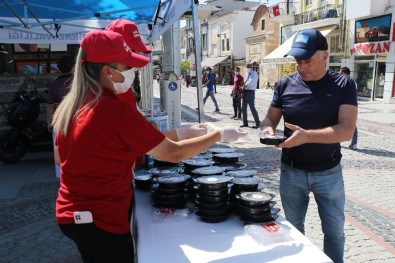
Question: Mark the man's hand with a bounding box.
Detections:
[277,122,307,148]
[259,126,275,136]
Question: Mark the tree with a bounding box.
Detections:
[181,60,190,76]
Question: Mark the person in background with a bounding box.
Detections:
[133,69,141,103]
[202,67,220,112]
[185,74,191,88]
[47,55,75,178]
[340,66,358,150]
[213,70,218,93]
[52,30,248,262]
[107,18,206,140]
[260,29,357,263]
[106,18,151,110]
[240,63,260,128]
[231,67,243,120]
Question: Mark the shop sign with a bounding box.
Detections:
[349,41,391,55]
[261,57,295,64]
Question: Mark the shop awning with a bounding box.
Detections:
[261,27,336,64]
[201,56,229,68]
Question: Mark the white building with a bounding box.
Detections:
[343,0,395,103]
[184,0,259,84]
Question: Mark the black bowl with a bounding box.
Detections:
[236,201,277,215]
[259,134,286,146]
[240,214,279,224]
[152,157,179,167]
[195,200,229,210]
[199,214,229,223]
[195,193,229,203]
[212,152,244,164]
[196,186,228,197]
[153,174,189,189]
[152,192,188,203]
[152,184,186,195]
[235,192,274,207]
[196,206,230,217]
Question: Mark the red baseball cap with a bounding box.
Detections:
[80,30,150,68]
[106,18,152,54]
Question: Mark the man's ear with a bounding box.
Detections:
[323,51,329,61]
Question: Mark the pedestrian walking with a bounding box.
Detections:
[202,67,220,112]
[230,67,243,119]
[260,29,358,263]
[240,63,260,128]
[213,70,218,93]
[185,74,191,88]
[52,30,248,263]
[340,67,358,150]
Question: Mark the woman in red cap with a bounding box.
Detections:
[52,30,247,262]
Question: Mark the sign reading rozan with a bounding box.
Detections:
[350,41,391,55]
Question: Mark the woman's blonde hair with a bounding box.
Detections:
[52,48,108,135]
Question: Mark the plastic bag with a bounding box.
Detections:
[244,221,294,246]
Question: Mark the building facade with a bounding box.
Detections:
[261,0,343,86]
[246,5,280,89]
[184,0,259,84]
[343,0,395,103]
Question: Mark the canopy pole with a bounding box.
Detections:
[191,0,204,123]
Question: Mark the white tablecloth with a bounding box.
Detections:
[133,189,333,263]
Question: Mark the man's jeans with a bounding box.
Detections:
[280,162,345,263]
[203,90,219,110]
[241,90,260,126]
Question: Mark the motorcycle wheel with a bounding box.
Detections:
[0,129,29,163]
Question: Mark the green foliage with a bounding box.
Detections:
[181,60,190,74]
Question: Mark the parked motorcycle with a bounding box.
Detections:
[0,86,53,163]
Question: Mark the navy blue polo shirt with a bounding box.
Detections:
[271,70,357,171]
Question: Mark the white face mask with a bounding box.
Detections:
[247,68,252,73]
[110,68,135,94]
[234,71,239,75]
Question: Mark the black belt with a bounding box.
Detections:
[281,154,322,172]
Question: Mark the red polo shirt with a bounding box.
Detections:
[55,88,165,234]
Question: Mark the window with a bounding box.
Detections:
[330,35,340,53]
[305,0,312,5]
[202,33,207,50]
[226,39,230,51]
[261,20,265,31]
[222,39,225,51]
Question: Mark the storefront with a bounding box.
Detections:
[345,14,395,102]
[0,43,74,74]
[261,26,336,85]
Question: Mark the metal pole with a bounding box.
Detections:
[191,0,204,123]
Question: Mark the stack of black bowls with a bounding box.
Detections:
[151,157,179,167]
[191,165,226,177]
[209,147,247,171]
[229,176,261,204]
[194,175,233,223]
[182,158,215,175]
[151,174,190,208]
[234,191,280,224]
[133,170,152,191]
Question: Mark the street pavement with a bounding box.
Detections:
[0,82,394,263]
